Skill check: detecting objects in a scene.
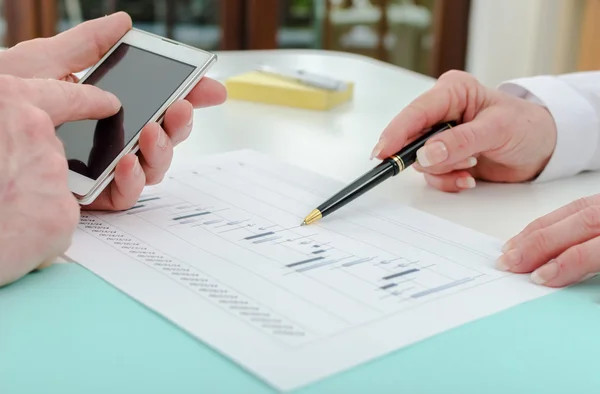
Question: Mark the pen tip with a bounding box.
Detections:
[301,209,322,226]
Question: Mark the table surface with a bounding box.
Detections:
[2,49,600,394]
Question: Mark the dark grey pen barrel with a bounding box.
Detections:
[310,121,457,222]
[316,160,398,217]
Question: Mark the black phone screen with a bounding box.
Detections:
[55,43,196,180]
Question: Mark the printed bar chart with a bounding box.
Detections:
[66,150,555,392]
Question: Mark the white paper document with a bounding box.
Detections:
[66,150,556,391]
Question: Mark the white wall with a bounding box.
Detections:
[465,0,584,87]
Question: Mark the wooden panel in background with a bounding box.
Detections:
[3,0,37,47]
[220,0,245,50]
[429,0,471,77]
[245,0,279,49]
[3,0,58,47]
[37,0,58,38]
[578,0,600,71]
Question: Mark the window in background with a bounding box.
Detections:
[274,0,436,76]
[278,0,320,49]
[57,0,221,51]
[2,0,469,78]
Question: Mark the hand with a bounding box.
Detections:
[497,195,600,287]
[371,70,558,191]
[0,76,122,287]
[0,12,227,210]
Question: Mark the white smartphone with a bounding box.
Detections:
[55,28,217,205]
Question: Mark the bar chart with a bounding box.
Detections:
[77,150,508,345]
[68,150,555,391]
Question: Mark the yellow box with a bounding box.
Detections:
[224,71,354,111]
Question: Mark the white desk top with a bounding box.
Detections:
[175,49,600,242]
[2,45,594,242]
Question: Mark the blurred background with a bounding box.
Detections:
[0,0,596,86]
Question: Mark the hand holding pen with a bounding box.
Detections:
[302,122,456,225]
[369,71,556,192]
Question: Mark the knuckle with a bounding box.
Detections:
[438,70,473,84]
[574,196,597,211]
[12,37,45,53]
[55,80,80,107]
[450,125,478,152]
[520,220,544,238]
[568,245,588,270]
[529,229,551,253]
[405,101,430,126]
[580,206,600,233]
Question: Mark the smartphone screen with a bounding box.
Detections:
[55,43,195,180]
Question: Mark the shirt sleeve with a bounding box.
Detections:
[497,72,600,182]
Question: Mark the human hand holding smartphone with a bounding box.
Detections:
[0,12,225,287]
[54,27,218,205]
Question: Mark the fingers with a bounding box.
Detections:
[135,99,193,185]
[86,154,146,211]
[414,118,505,169]
[184,77,227,108]
[108,154,146,210]
[43,12,132,77]
[413,156,477,175]
[19,78,121,125]
[138,122,174,185]
[497,206,600,275]
[529,236,600,287]
[163,99,194,145]
[372,87,455,159]
[422,171,476,193]
[0,12,132,79]
[496,197,600,288]
[502,196,600,252]
[413,156,478,192]
[372,70,486,159]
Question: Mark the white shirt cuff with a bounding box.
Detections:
[498,75,599,182]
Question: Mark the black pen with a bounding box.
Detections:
[301,121,457,225]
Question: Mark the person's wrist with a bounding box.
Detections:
[526,102,558,181]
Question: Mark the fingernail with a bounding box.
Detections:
[105,92,121,110]
[370,140,385,160]
[466,157,477,167]
[417,141,448,167]
[456,176,475,189]
[187,110,194,126]
[501,240,512,253]
[495,248,522,271]
[157,126,167,149]
[531,260,559,285]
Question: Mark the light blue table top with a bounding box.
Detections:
[2,262,599,394]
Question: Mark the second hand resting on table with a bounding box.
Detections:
[372,70,600,288]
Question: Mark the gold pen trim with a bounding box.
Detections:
[391,155,405,172]
[301,208,322,226]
